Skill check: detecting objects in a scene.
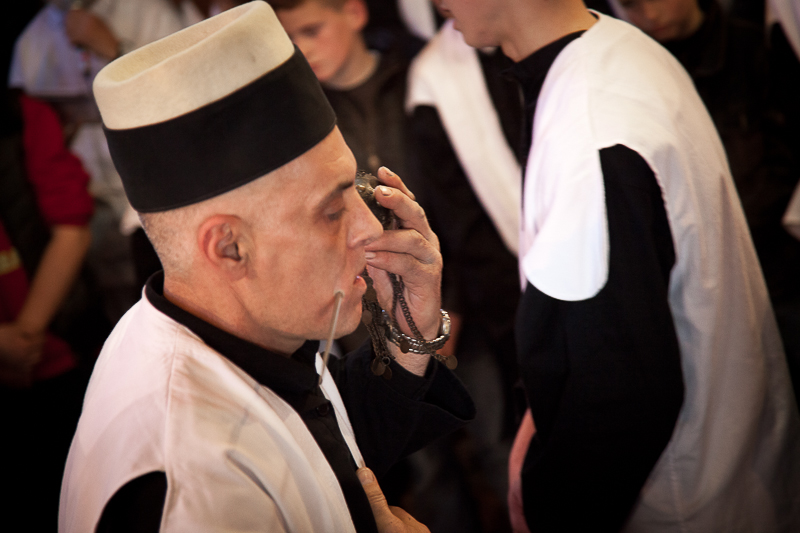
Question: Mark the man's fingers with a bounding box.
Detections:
[357,467,430,533]
[365,229,440,267]
[376,166,415,201]
[372,168,438,248]
[357,468,397,531]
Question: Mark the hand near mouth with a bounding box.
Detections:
[363,167,444,375]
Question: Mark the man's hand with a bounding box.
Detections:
[365,167,443,374]
[65,8,120,60]
[508,409,535,533]
[357,467,430,533]
[0,322,44,387]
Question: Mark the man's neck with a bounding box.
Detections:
[162,275,304,357]
[323,39,379,91]
[499,1,597,62]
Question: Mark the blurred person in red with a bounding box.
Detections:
[0,88,93,531]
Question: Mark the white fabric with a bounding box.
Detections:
[90,0,189,56]
[398,0,438,41]
[767,0,800,59]
[784,180,800,240]
[93,1,294,130]
[315,354,365,469]
[521,13,800,532]
[8,5,107,97]
[406,19,521,256]
[59,296,359,533]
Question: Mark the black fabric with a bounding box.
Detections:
[1,364,91,533]
[333,337,476,478]
[516,145,684,532]
[103,47,336,213]
[96,472,168,533]
[408,46,523,432]
[101,272,474,533]
[323,40,410,179]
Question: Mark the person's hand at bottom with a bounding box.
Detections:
[357,467,430,533]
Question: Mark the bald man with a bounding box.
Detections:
[59,3,472,532]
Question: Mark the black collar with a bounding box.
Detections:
[663,0,725,78]
[506,30,586,106]
[505,30,586,173]
[144,271,321,408]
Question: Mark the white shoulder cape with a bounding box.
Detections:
[59,296,362,532]
[407,19,521,256]
[522,13,800,532]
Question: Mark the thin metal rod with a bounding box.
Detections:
[318,290,345,387]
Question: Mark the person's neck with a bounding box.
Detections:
[323,39,379,90]
[499,1,597,62]
[677,5,705,41]
[163,274,303,357]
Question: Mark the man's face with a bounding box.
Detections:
[617,0,703,42]
[242,128,383,349]
[276,0,365,85]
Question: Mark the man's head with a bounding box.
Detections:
[94,1,382,353]
[268,0,369,86]
[614,0,704,42]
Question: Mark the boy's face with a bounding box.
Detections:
[276,0,366,85]
[617,0,703,42]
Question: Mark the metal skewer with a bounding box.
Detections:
[318,290,345,387]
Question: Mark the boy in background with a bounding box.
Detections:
[270,0,413,181]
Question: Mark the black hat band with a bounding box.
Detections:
[103,46,337,213]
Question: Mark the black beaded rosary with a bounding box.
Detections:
[355,172,456,379]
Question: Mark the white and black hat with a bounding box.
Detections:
[93,1,336,213]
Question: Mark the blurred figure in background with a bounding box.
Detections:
[403,7,523,532]
[0,88,94,532]
[9,0,208,325]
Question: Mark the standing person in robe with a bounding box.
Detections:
[59,3,473,532]
[405,14,523,532]
[435,0,800,531]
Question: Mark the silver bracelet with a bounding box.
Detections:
[383,309,451,355]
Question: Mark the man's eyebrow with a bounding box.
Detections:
[315,179,354,209]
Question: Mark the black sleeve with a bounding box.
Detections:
[408,105,520,338]
[516,145,684,532]
[96,471,167,533]
[329,340,475,479]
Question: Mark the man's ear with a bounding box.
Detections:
[344,0,369,31]
[197,214,248,280]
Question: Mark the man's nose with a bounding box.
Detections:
[350,195,384,248]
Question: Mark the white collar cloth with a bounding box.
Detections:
[406,19,521,256]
